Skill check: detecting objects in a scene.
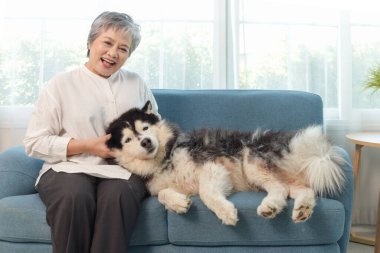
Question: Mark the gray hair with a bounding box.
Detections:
[87,11,141,57]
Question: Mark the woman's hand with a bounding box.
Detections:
[87,134,114,158]
[67,134,115,158]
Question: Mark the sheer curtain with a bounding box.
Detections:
[234,0,380,127]
[1,0,379,225]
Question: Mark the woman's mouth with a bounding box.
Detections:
[101,57,116,67]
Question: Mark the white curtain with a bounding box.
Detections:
[235,0,380,126]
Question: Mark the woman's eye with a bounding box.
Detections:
[125,138,131,143]
[143,126,149,131]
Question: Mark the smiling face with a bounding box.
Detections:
[85,28,132,78]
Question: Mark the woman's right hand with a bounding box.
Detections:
[67,134,115,158]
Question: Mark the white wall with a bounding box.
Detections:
[0,128,26,151]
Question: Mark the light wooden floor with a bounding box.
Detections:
[348,242,374,253]
[349,225,377,253]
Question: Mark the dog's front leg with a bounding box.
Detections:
[158,188,192,214]
[198,162,238,226]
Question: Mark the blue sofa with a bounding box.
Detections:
[0,89,354,253]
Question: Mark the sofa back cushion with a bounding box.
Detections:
[152,89,323,132]
[0,146,43,199]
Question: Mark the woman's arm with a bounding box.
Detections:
[23,83,71,163]
[67,134,113,158]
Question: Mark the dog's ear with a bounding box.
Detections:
[142,101,153,114]
[142,100,161,120]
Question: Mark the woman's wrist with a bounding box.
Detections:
[67,138,91,156]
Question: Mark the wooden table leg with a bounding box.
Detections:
[349,144,376,245]
[352,144,363,203]
[375,189,380,253]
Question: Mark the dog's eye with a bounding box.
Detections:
[125,138,132,143]
[143,126,149,131]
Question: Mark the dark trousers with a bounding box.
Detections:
[37,170,147,253]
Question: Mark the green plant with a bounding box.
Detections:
[364,65,380,94]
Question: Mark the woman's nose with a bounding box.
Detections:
[107,47,117,58]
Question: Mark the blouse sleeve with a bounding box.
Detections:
[23,80,71,163]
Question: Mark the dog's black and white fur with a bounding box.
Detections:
[106,101,345,225]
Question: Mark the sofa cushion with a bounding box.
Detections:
[153,89,323,132]
[0,146,42,199]
[168,192,345,246]
[128,244,341,253]
[0,194,169,246]
[130,197,169,246]
[0,194,50,243]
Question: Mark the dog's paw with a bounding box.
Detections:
[165,194,192,214]
[292,202,314,223]
[257,198,284,219]
[215,202,238,226]
[158,189,192,214]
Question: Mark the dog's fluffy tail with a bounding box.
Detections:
[285,125,346,196]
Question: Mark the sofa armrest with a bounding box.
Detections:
[0,145,43,199]
[326,146,354,253]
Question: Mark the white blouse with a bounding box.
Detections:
[24,65,159,185]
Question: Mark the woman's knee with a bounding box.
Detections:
[39,172,97,214]
[97,177,146,207]
[58,185,96,209]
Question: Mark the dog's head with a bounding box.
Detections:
[106,101,161,161]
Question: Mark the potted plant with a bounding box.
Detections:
[364,65,380,94]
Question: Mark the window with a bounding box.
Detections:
[126,0,215,89]
[0,0,216,108]
[2,0,380,129]
[237,1,339,109]
[351,10,380,109]
[235,0,380,127]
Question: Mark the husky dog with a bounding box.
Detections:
[106,101,345,226]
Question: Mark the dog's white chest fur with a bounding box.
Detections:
[148,148,200,196]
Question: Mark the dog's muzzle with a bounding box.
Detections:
[141,138,154,153]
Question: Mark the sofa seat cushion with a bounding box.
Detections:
[0,194,169,246]
[0,194,50,243]
[130,197,169,246]
[168,192,345,246]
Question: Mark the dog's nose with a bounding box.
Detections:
[141,138,152,149]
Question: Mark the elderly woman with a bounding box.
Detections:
[23,11,158,253]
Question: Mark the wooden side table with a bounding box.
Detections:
[346,132,380,246]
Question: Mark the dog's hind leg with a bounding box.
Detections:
[198,162,238,226]
[244,159,288,219]
[288,181,315,223]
